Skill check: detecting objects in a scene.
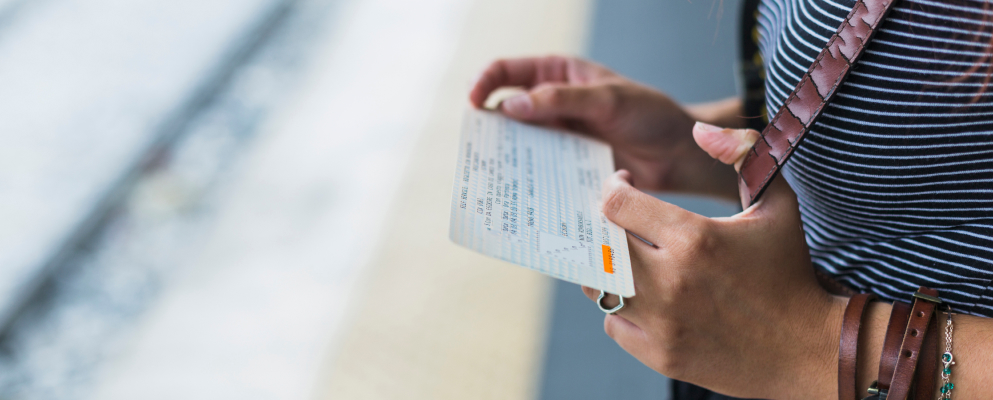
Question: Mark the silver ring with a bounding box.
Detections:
[597,290,624,314]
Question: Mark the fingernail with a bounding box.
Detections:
[694,121,725,132]
[502,94,533,116]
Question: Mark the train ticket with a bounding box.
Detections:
[449,109,634,297]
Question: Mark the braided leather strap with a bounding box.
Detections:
[737,0,899,208]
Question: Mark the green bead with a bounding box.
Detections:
[948,383,955,390]
[944,367,952,375]
[941,387,948,394]
[943,353,952,362]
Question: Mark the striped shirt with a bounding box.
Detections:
[753,0,993,316]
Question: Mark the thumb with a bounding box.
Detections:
[691,122,799,217]
[500,83,611,124]
[747,170,800,221]
[691,122,760,171]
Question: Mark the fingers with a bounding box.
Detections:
[581,285,599,302]
[469,57,573,108]
[470,56,617,108]
[601,170,695,245]
[603,314,650,360]
[688,121,800,224]
[692,122,760,171]
[582,284,651,359]
[581,285,624,310]
[500,83,615,123]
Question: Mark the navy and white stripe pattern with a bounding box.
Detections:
[756,0,993,316]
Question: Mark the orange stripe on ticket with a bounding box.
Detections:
[601,245,613,274]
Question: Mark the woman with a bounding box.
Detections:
[469,0,993,398]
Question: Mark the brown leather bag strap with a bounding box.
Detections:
[887,287,941,400]
[737,0,899,208]
[839,293,878,400]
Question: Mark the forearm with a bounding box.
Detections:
[685,97,746,129]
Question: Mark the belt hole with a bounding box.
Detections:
[911,329,919,337]
[904,350,914,358]
[917,311,925,317]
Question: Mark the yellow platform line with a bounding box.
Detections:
[313,0,592,399]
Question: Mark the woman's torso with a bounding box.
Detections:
[752,0,993,316]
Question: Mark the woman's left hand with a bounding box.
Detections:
[583,122,847,399]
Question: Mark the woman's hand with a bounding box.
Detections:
[584,123,848,399]
[470,56,739,200]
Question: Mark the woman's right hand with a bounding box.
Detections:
[470,56,739,200]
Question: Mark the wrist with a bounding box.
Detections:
[786,296,890,400]
[773,294,894,400]
[772,292,847,400]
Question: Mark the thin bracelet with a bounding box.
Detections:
[938,307,956,399]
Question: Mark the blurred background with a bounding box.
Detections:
[0,0,741,398]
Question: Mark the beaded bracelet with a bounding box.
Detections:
[938,307,956,399]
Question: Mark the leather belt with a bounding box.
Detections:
[876,301,912,396]
[736,0,899,208]
[886,287,941,400]
[912,313,939,400]
[840,293,877,400]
